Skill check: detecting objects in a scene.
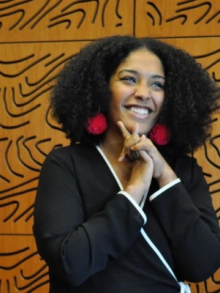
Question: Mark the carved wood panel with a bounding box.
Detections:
[0,0,219,292]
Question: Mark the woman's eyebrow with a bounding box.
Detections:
[118,69,138,75]
[118,69,165,80]
[151,75,165,80]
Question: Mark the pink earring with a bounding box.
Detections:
[85,113,107,135]
[149,123,171,145]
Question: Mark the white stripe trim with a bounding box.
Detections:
[149,178,181,202]
[140,192,148,209]
[141,228,177,281]
[96,145,147,223]
[118,191,147,224]
[96,145,123,190]
[141,231,191,292]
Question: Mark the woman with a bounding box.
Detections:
[34,35,220,293]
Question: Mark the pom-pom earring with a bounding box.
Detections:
[86,113,107,135]
[149,123,171,145]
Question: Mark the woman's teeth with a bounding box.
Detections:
[129,107,150,115]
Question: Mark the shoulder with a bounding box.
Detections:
[46,143,95,159]
[43,145,75,166]
[43,144,99,169]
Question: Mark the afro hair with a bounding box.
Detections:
[50,35,220,154]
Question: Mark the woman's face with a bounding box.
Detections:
[108,48,165,136]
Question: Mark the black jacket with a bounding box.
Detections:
[33,144,220,293]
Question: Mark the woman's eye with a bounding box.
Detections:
[121,76,137,83]
[151,82,164,90]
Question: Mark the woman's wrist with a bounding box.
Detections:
[156,167,177,188]
[124,184,147,204]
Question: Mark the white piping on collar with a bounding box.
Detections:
[96,145,123,190]
[95,145,148,207]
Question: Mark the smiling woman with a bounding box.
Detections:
[33,35,220,293]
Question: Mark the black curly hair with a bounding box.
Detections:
[50,35,220,154]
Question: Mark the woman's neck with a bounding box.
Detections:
[99,129,124,160]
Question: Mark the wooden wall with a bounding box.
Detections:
[0,1,219,292]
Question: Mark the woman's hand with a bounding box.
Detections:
[117,121,177,194]
[130,134,177,187]
[117,121,154,203]
[117,121,141,162]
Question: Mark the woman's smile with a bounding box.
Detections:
[125,105,152,118]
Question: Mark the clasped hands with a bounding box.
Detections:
[117,121,177,202]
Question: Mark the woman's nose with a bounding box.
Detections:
[134,85,150,100]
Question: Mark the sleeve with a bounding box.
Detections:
[33,148,145,287]
[149,156,220,282]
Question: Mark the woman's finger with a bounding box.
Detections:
[131,136,155,154]
[118,121,145,161]
[118,121,137,161]
[131,122,139,135]
[117,121,129,161]
[117,121,131,139]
